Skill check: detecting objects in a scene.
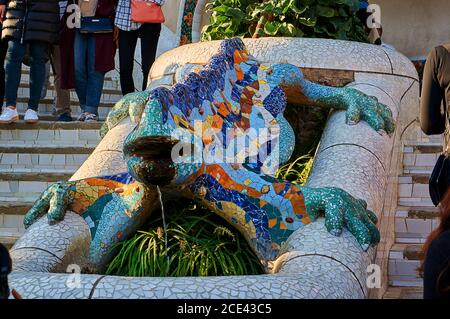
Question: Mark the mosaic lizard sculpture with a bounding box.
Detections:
[23,38,394,272]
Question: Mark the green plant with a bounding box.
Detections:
[276,153,314,185]
[201,0,368,42]
[105,202,264,277]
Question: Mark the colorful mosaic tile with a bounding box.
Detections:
[23,38,394,271]
[180,0,198,45]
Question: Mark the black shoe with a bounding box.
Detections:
[57,112,73,122]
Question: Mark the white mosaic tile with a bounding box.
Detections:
[11,212,91,272]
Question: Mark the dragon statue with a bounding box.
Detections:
[22,38,394,273]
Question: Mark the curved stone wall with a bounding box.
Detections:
[8,38,418,299]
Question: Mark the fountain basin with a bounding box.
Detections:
[9,38,419,299]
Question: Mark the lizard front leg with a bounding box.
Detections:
[23,173,156,271]
[267,63,395,134]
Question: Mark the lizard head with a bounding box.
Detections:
[123,90,178,187]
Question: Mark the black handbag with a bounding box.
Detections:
[80,17,114,34]
[429,123,450,206]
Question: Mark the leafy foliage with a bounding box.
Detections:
[276,153,314,185]
[105,202,265,277]
[201,0,368,42]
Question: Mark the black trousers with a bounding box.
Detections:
[0,38,8,111]
[118,23,161,95]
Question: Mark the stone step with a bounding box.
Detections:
[0,170,73,182]
[0,200,29,246]
[0,170,74,201]
[15,112,107,122]
[0,201,33,216]
[0,144,94,154]
[403,139,444,148]
[0,196,39,203]
[0,211,26,249]
[0,120,102,130]
[403,143,443,154]
[383,286,423,299]
[388,243,423,287]
[15,98,115,120]
[398,175,429,198]
[395,206,439,243]
[398,173,434,208]
[0,121,102,146]
[402,143,440,171]
[403,166,435,175]
[0,152,89,171]
[398,198,435,209]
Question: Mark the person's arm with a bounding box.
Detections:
[0,1,6,23]
[420,47,446,135]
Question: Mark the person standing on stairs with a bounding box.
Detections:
[60,0,117,122]
[0,2,7,112]
[419,43,450,135]
[0,0,61,124]
[50,1,72,122]
[420,189,450,299]
[419,43,450,299]
[114,0,163,95]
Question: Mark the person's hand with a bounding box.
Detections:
[114,26,119,47]
[11,289,22,299]
[0,5,6,23]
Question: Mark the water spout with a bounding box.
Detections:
[156,185,169,266]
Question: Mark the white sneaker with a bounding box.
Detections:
[24,109,39,124]
[0,107,19,124]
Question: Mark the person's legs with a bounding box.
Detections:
[41,61,50,100]
[50,45,72,118]
[0,39,9,112]
[28,41,48,112]
[4,39,26,108]
[118,28,139,95]
[74,30,88,114]
[84,34,105,118]
[139,23,161,91]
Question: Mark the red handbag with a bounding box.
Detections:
[131,0,165,24]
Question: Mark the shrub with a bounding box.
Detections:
[105,202,265,277]
[201,0,368,42]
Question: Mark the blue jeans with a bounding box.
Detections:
[74,31,105,115]
[5,40,47,111]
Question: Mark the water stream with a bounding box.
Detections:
[156,185,170,266]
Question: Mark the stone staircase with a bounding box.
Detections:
[384,137,443,299]
[0,68,122,249]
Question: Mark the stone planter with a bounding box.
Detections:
[9,38,419,299]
